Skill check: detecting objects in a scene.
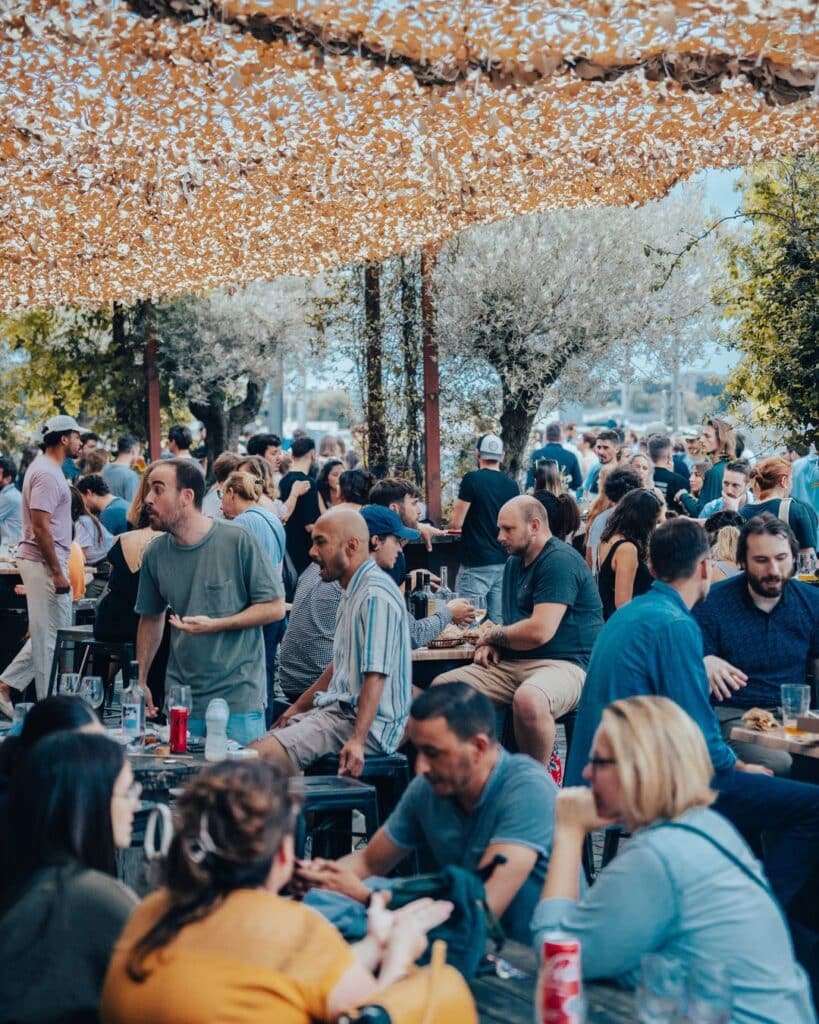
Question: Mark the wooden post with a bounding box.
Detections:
[143,301,162,463]
[421,246,441,525]
[364,263,389,478]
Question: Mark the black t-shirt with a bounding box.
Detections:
[459,469,519,566]
[501,537,603,666]
[740,498,818,551]
[652,467,689,514]
[279,471,322,574]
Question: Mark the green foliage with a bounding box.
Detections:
[721,153,819,447]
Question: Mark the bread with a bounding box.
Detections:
[741,707,778,732]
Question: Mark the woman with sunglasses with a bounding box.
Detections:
[0,732,139,1022]
[532,696,814,1022]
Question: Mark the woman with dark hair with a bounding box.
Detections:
[102,761,456,1024]
[535,489,581,543]
[0,732,138,1022]
[597,488,662,619]
[71,483,113,598]
[533,460,563,497]
[316,457,344,513]
[338,467,375,509]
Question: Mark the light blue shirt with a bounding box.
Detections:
[793,455,819,518]
[232,506,285,569]
[0,483,22,544]
[532,807,815,1024]
[315,558,411,752]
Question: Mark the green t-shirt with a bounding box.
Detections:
[136,520,283,715]
[501,537,603,667]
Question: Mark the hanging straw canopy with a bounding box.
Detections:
[0,0,816,311]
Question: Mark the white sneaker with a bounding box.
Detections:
[0,692,13,720]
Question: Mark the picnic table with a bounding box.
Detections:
[730,722,819,783]
[471,940,635,1024]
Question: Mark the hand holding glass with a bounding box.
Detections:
[468,595,487,623]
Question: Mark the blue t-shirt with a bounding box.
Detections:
[233,506,285,569]
[384,748,557,942]
[99,497,130,537]
[566,581,736,785]
[693,574,819,709]
[526,443,582,491]
[0,483,22,544]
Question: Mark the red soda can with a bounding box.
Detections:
[169,706,189,754]
[536,932,583,1024]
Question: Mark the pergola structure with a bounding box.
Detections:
[0,0,817,506]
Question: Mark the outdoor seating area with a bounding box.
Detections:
[0,0,818,1022]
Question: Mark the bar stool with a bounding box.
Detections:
[47,627,134,710]
[306,752,411,824]
[295,776,380,860]
[46,625,94,696]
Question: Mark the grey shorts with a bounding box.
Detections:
[273,701,385,771]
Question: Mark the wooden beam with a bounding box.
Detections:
[143,300,162,463]
[364,263,389,478]
[421,246,441,526]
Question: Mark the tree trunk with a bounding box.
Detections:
[364,263,389,479]
[499,380,543,482]
[227,379,263,451]
[399,255,423,486]
[188,388,227,485]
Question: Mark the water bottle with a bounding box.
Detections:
[204,698,230,761]
[121,665,145,742]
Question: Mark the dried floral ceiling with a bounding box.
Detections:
[0,0,816,311]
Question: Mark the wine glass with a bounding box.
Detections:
[686,961,732,1024]
[80,675,104,710]
[469,595,487,624]
[636,955,685,1024]
[60,672,81,696]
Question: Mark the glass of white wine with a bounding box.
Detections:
[469,595,487,624]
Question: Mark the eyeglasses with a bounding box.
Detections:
[114,781,142,805]
[587,756,617,773]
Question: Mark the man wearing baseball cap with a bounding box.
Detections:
[449,433,519,625]
[0,416,81,716]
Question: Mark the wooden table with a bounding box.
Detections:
[412,643,475,689]
[730,724,819,761]
[471,940,635,1024]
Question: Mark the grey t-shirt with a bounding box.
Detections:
[384,748,557,942]
[102,463,140,503]
[17,452,72,565]
[136,519,283,715]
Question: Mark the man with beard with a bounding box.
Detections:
[293,683,557,943]
[253,508,412,777]
[135,460,285,743]
[694,514,819,776]
[433,496,603,771]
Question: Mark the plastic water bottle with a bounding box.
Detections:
[121,670,145,742]
[204,698,230,761]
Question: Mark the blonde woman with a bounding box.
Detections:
[533,696,814,1022]
[704,510,743,583]
[741,456,817,556]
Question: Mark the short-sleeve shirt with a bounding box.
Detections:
[17,452,72,565]
[502,537,603,665]
[135,520,283,715]
[0,483,22,544]
[102,463,139,503]
[458,469,519,566]
[279,562,342,701]
[100,496,131,537]
[75,514,114,565]
[652,467,689,514]
[385,748,557,942]
[279,471,322,574]
[314,558,411,752]
[740,498,818,551]
[233,506,286,569]
[101,888,355,1024]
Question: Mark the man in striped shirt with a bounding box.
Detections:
[253,508,412,777]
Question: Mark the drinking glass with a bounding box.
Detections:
[12,702,34,731]
[686,961,732,1024]
[80,675,104,710]
[166,684,192,715]
[797,551,817,578]
[468,595,487,624]
[636,955,685,1024]
[60,672,81,696]
[781,684,810,733]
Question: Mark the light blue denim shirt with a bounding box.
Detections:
[532,807,815,1024]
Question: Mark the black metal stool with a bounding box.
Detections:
[306,752,411,825]
[47,628,134,714]
[295,776,380,860]
[46,625,94,696]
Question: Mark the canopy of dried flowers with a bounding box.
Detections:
[0,0,816,311]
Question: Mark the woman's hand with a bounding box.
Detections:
[377,897,453,985]
[556,787,615,836]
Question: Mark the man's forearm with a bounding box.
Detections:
[484,620,554,651]
[208,599,285,632]
[352,673,386,744]
[31,524,62,577]
[136,615,165,686]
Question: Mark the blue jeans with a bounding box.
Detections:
[188,710,266,746]
[713,768,819,915]
[456,564,505,625]
[264,618,287,729]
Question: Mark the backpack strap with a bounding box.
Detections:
[778,498,791,527]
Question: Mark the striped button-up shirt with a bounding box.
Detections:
[315,558,412,752]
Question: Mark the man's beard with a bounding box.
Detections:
[747,572,785,598]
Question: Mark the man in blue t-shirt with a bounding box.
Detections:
[295,683,557,943]
[526,422,583,492]
[76,474,130,536]
[436,495,603,771]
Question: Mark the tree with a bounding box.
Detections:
[434,192,722,476]
[720,153,819,448]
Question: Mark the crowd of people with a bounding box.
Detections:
[0,412,817,1022]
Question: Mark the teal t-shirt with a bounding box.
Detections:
[136,520,283,715]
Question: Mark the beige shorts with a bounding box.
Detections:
[273,701,386,771]
[433,658,585,719]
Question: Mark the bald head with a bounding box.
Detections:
[497,495,552,560]
[309,507,370,586]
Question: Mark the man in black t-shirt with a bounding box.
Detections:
[450,434,519,624]
[279,436,322,574]
[648,434,689,514]
[435,496,603,770]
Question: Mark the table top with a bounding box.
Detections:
[412,644,476,662]
[730,724,819,760]
[471,940,634,1024]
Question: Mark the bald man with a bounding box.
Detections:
[253,508,412,777]
[434,496,603,773]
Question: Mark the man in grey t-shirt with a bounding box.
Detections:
[135,459,285,745]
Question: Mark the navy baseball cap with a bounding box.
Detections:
[360,505,421,542]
